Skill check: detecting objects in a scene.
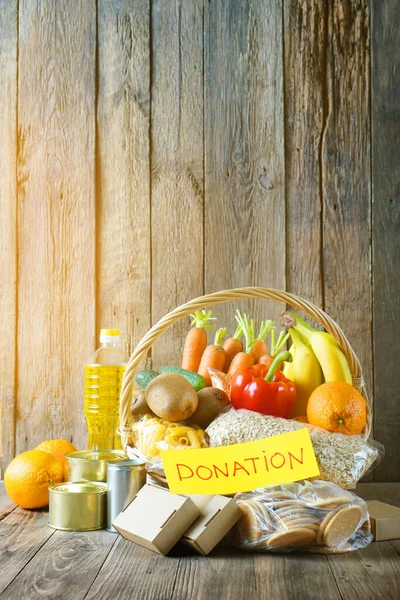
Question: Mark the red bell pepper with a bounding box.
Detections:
[230,351,296,418]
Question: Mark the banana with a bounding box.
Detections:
[283,346,295,382]
[283,327,323,417]
[288,312,352,385]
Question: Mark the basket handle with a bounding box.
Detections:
[119,287,371,445]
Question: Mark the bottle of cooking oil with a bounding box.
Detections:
[84,329,128,451]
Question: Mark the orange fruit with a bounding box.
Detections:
[35,439,77,479]
[4,450,64,509]
[307,381,367,435]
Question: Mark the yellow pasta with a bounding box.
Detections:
[196,430,205,445]
[168,426,192,437]
[131,415,208,458]
[151,424,166,444]
[187,429,200,448]
[164,434,181,447]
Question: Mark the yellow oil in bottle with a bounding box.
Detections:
[84,329,128,451]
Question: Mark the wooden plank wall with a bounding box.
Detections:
[371,0,400,481]
[0,0,398,480]
[0,0,17,472]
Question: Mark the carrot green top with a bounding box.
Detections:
[235,310,255,353]
[214,327,227,347]
[270,328,290,357]
[190,309,217,330]
[256,320,274,342]
[232,324,243,341]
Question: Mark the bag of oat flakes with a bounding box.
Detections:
[206,408,384,489]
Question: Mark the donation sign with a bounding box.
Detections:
[161,428,320,495]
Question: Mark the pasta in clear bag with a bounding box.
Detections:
[230,480,372,554]
[130,413,209,458]
[128,413,209,488]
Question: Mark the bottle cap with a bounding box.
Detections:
[100,329,120,343]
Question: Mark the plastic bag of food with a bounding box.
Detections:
[206,408,384,488]
[128,413,210,489]
[208,368,232,398]
[230,480,372,553]
[126,445,169,489]
[131,413,209,459]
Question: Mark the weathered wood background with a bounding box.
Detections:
[0,0,398,480]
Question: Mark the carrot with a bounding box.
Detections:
[227,311,256,375]
[252,320,273,361]
[259,330,290,371]
[228,351,255,375]
[259,354,273,368]
[198,328,227,385]
[182,310,216,372]
[222,324,243,372]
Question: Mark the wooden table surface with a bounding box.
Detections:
[1,482,399,600]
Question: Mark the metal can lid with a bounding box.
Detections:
[107,458,146,470]
[49,482,107,495]
[65,450,126,462]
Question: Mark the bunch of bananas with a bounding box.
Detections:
[283,312,352,417]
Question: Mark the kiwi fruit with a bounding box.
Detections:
[145,373,198,422]
[187,387,230,429]
[131,390,153,418]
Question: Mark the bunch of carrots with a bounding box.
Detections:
[181,309,289,385]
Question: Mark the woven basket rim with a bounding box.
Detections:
[118,287,371,444]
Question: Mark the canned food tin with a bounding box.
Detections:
[107,458,146,532]
[49,482,107,531]
[65,450,126,483]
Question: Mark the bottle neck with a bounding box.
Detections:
[100,341,120,349]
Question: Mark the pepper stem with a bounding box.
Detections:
[264,351,292,382]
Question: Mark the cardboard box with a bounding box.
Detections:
[366,500,400,541]
[181,494,242,556]
[112,483,200,555]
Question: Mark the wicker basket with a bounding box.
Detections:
[118,287,371,448]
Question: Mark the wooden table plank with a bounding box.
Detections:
[1,482,400,600]
[0,508,54,595]
[172,544,257,600]
[0,482,16,520]
[254,553,342,600]
[0,529,117,600]
[84,536,182,600]
[390,539,400,555]
[327,542,400,600]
